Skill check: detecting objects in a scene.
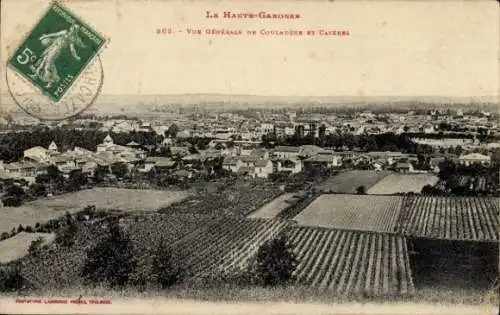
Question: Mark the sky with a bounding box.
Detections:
[1,0,499,99]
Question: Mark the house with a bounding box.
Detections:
[169,146,190,157]
[174,169,192,180]
[249,149,270,160]
[273,146,301,159]
[176,130,192,139]
[393,162,414,173]
[138,156,176,173]
[371,159,386,171]
[298,145,328,159]
[276,159,303,174]
[182,154,203,163]
[254,159,273,178]
[236,166,255,178]
[303,154,342,169]
[458,153,491,166]
[23,146,54,163]
[126,141,140,147]
[260,123,275,134]
[3,161,47,180]
[223,156,243,173]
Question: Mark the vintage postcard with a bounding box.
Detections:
[0,0,498,314]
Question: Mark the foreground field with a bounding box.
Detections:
[0,188,191,233]
[175,217,291,280]
[400,196,499,241]
[287,226,415,297]
[7,214,290,290]
[315,171,391,194]
[293,194,403,233]
[247,193,300,219]
[367,174,439,195]
[0,232,55,264]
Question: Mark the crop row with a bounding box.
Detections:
[400,196,499,241]
[173,217,291,279]
[287,226,415,297]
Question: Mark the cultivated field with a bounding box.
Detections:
[31,188,190,212]
[0,188,191,233]
[174,217,291,279]
[247,193,300,219]
[0,232,55,264]
[293,194,403,233]
[400,196,500,241]
[315,170,391,194]
[161,182,281,217]
[287,226,414,297]
[12,215,290,290]
[367,174,439,195]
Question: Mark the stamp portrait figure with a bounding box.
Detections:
[31,24,86,88]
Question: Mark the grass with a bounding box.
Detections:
[367,174,439,195]
[293,194,402,232]
[0,232,55,264]
[247,193,299,219]
[0,188,191,233]
[315,170,391,194]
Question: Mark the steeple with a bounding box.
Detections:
[48,141,58,151]
[103,134,114,145]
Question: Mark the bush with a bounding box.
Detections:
[0,264,28,292]
[28,237,44,257]
[356,185,366,195]
[248,234,297,286]
[2,196,22,207]
[152,241,184,289]
[25,226,34,233]
[17,224,24,233]
[55,212,78,247]
[80,217,136,288]
[0,232,10,241]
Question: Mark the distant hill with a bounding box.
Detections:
[1,93,498,115]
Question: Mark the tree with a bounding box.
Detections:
[28,237,44,257]
[67,170,88,192]
[0,232,10,241]
[111,163,129,179]
[80,217,136,288]
[47,165,64,183]
[152,240,184,288]
[165,124,179,139]
[29,183,47,197]
[6,184,25,198]
[0,263,28,292]
[250,234,297,286]
[55,212,78,247]
[93,166,108,183]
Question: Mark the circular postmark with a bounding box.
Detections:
[5,55,103,121]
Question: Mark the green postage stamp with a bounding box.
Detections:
[7,1,106,102]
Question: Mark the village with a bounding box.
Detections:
[0,106,497,193]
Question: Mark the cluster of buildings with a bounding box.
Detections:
[0,106,498,184]
[0,135,495,186]
[0,136,146,183]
